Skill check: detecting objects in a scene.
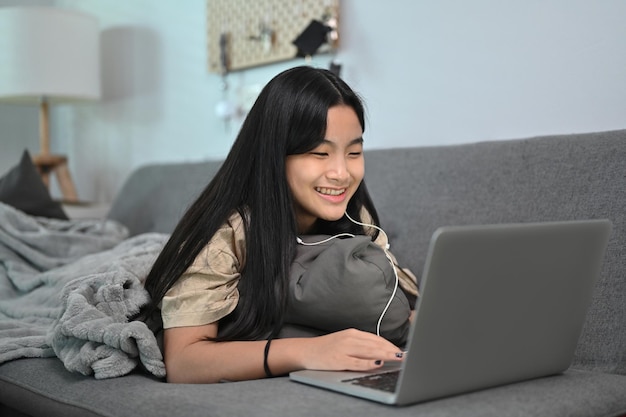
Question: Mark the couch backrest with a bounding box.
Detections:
[364,129,626,374]
[107,160,222,237]
[109,129,626,375]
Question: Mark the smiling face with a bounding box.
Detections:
[286,105,365,234]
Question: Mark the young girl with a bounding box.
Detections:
[144,66,418,383]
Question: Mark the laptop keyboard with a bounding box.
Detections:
[342,370,400,393]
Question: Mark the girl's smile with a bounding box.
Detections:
[315,187,348,203]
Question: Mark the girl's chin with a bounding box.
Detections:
[318,210,348,222]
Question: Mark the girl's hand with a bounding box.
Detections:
[299,328,404,372]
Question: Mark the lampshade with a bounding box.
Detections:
[0,6,101,103]
[0,6,100,203]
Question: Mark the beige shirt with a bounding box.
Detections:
[161,212,418,329]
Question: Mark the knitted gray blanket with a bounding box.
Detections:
[0,203,167,379]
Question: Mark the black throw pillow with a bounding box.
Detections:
[0,150,68,219]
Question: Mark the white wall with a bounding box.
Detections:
[1,0,625,203]
[341,0,626,146]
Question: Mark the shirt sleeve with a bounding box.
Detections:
[160,213,246,329]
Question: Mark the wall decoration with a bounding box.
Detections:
[207,0,340,73]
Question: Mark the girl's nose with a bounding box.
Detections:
[326,156,349,182]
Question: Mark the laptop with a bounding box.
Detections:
[290,219,612,406]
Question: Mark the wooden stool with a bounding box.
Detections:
[32,154,79,203]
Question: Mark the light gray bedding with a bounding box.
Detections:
[0,202,167,379]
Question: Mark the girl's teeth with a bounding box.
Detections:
[316,187,345,196]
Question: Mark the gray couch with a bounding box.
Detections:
[1,129,626,417]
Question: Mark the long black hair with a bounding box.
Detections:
[143,66,380,341]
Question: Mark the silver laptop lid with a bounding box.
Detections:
[395,219,611,405]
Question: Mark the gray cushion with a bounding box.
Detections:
[0,150,67,220]
[285,235,411,345]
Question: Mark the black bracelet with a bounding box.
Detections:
[263,337,274,378]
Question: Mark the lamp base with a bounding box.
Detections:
[32,154,79,203]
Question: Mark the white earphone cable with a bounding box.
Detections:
[296,233,355,245]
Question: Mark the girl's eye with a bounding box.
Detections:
[310,152,328,157]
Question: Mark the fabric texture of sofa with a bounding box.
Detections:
[1,129,626,417]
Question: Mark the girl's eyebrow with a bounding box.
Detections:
[320,137,364,146]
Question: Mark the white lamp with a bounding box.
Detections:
[0,6,100,202]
